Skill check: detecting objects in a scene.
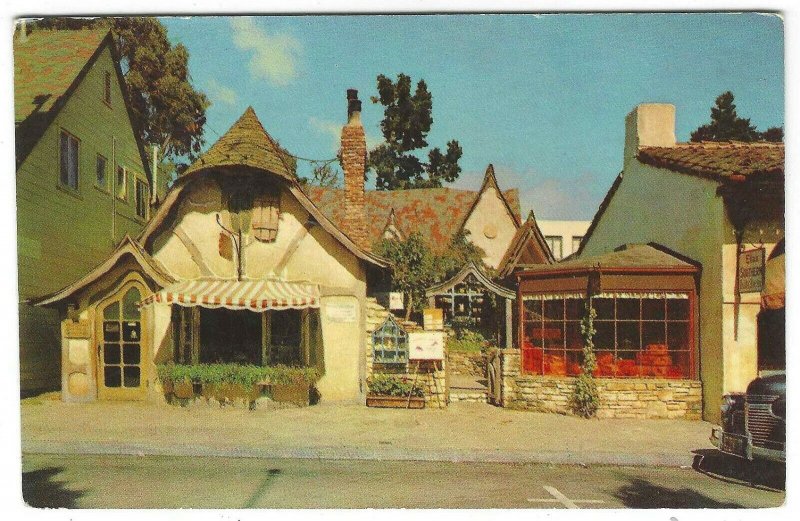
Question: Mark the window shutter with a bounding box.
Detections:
[252,191,280,242]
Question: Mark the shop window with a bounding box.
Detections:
[199,308,262,365]
[269,309,302,365]
[521,293,692,379]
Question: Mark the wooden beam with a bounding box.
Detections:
[505,298,513,348]
[273,221,314,275]
[174,226,215,277]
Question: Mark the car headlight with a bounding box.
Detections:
[771,396,786,419]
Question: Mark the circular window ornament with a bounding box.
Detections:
[483,223,498,239]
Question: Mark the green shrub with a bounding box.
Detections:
[157,363,320,388]
[367,373,424,397]
[446,328,487,353]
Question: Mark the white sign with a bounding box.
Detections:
[388,292,404,311]
[408,331,445,361]
[325,302,357,323]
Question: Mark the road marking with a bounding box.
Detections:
[527,486,605,509]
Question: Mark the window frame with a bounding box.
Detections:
[571,235,583,253]
[545,235,563,260]
[58,129,80,192]
[116,165,128,201]
[135,177,149,220]
[103,71,112,106]
[95,153,109,192]
[520,292,694,379]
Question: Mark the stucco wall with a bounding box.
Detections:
[463,184,519,269]
[150,179,365,290]
[537,220,591,259]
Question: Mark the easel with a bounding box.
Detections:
[406,360,420,409]
[406,359,444,408]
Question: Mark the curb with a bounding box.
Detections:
[22,441,697,468]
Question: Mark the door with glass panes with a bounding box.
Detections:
[97,283,148,400]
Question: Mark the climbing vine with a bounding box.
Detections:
[571,300,599,418]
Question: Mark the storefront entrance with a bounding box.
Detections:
[96,283,148,400]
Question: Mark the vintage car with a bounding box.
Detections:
[710,372,785,463]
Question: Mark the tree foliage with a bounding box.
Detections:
[31,17,210,169]
[299,162,341,188]
[374,230,485,320]
[691,91,782,143]
[368,73,463,190]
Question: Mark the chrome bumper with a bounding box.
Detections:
[711,426,785,463]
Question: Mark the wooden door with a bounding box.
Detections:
[96,283,148,400]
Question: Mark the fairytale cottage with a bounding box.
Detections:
[33,91,391,403]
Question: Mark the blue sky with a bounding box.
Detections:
[160,13,784,220]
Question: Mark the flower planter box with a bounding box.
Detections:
[173,381,194,399]
[271,382,311,406]
[366,395,425,409]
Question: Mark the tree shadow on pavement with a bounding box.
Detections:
[612,476,745,508]
[692,449,785,492]
[22,467,84,509]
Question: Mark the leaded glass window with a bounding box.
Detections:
[372,314,408,365]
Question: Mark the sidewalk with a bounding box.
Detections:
[21,395,715,467]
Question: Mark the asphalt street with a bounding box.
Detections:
[21,452,785,509]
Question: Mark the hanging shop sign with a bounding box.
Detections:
[408,331,445,361]
[738,248,766,293]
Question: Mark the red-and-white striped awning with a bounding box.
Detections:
[140,279,320,311]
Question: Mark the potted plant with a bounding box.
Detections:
[366,374,425,409]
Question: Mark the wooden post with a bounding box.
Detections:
[407,361,420,409]
[505,297,513,348]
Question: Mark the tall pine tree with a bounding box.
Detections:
[691,91,782,142]
[368,74,462,190]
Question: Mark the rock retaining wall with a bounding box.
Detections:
[447,351,486,377]
[498,349,702,419]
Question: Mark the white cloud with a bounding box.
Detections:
[309,117,383,154]
[229,17,301,86]
[309,116,342,151]
[205,78,237,106]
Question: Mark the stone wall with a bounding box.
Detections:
[499,349,702,419]
[447,351,485,378]
[365,298,448,408]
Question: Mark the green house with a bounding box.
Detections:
[15,27,153,393]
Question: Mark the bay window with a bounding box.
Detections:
[522,292,693,378]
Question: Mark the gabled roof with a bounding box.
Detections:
[637,141,784,182]
[139,108,388,269]
[460,164,522,230]
[305,171,521,252]
[31,235,175,307]
[517,243,700,277]
[497,210,555,278]
[181,106,297,181]
[425,261,516,300]
[14,28,152,182]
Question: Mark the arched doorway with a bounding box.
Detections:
[96,282,148,400]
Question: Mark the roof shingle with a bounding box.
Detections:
[182,107,297,181]
[305,185,521,251]
[637,141,784,181]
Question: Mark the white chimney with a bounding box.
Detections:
[624,103,676,166]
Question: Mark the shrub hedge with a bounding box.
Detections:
[157,363,320,387]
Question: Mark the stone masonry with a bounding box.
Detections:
[498,349,702,419]
[365,298,448,408]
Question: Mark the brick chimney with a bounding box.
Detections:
[340,89,369,250]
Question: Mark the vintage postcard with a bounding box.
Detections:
[11,11,786,513]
